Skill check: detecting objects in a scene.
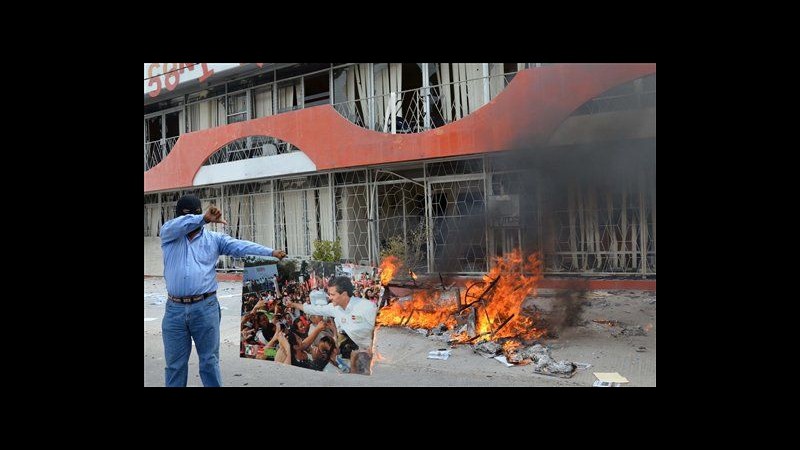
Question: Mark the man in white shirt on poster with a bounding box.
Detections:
[287,276,377,374]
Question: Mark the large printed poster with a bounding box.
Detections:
[240,257,380,375]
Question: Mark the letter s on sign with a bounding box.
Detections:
[147,63,162,98]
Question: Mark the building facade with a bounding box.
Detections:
[144,63,656,277]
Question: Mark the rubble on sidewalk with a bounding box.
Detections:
[473,341,502,358]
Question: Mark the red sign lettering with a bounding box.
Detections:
[147,63,162,98]
[199,63,214,82]
[163,63,180,91]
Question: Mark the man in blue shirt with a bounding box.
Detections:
[160,194,286,387]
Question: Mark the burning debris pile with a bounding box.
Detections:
[473,342,576,376]
[377,250,575,374]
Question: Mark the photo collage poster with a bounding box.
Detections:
[240,257,382,375]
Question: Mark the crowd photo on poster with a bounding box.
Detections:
[240,256,383,375]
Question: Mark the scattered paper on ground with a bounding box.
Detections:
[428,350,451,360]
[494,355,514,367]
[593,372,629,383]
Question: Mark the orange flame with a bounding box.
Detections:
[377,250,546,352]
[379,256,402,285]
[458,250,545,342]
[376,288,460,329]
[409,269,418,280]
[502,340,522,354]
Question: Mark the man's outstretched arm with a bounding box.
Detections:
[210,204,286,258]
[217,234,286,258]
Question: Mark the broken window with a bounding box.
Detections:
[277,78,302,113]
[227,90,249,124]
[144,107,182,171]
[332,64,369,128]
[303,71,330,107]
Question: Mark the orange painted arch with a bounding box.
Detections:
[144,63,656,193]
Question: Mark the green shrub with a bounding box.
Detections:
[312,239,342,262]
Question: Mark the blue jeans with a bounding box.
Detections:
[162,294,222,387]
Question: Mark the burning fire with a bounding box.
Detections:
[502,340,522,354]
[377,249,546,355]
[409,269,418,280]
[379,256,401,285]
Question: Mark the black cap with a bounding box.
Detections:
[176,194,202,217]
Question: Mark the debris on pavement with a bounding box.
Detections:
[427,349,451,360]
[593,372,629,387]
